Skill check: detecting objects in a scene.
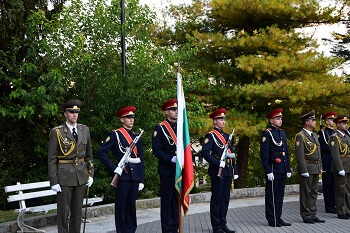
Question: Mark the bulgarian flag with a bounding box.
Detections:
[175,68,194,216]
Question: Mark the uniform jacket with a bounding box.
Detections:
[98,128,144,182]
[329,131,350,173]
[152,119,177,177]
[260,125,291,174]
[318,127,335,171]
[48,123,93,186]
[295,129,322,175]
[201,127,238,177]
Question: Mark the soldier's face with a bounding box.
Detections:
[325,119,335,128]
[306,119,316,130]
[121,116,134,130]
[214,118,226,130]
[65,111,79,125]
[270,117,282,127]
[166,108,177,121]
[337,121,348,131]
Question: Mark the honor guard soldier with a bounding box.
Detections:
[48,99,94,233]
[201,108,238,233]
[98,106,145,233]
[152,99,179,233]
[318,112,337,213]
[260,108,291,227]
[328,115,350,219]
[295,110,325,224]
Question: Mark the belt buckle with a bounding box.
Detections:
[74,157,79,165]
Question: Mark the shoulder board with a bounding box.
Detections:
[265,128,271,132]
[112,129,118,132]
[158,122,163,126]
[280,128,284,131]
[54,125,63,129]
[133,131,139,135]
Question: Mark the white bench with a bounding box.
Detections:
[5,181,102,233]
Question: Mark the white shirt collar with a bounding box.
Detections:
[337,130,345,137]
[66,122,77,134]
[303,128,313,136]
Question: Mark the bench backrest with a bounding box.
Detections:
[5,181,56,210]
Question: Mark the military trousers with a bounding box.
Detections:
[114,180,139,233]
[334,173,350,215]
[265,173,286,225]
[160,175,179,233]
[299,174,319,220]
[57,184,86,233]
[322,170,336,212]
[210,175,232,230]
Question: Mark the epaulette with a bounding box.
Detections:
[158,122,163,126]
[112,129,118,132]
[265,128,272,132]
[54,125,63,129]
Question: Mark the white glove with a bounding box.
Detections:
[339,170,346,176]
[51,184,62,193]
[171,156,177,163]
[287,173,291,178]
[138,183,144,191]
[86,176,93,187]
[234,175,239,180]
[219,161,226,168]
[301,172,309,177]
[114,167,123,175]
[267,173,274,181]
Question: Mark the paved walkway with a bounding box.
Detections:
[39,194,350,233]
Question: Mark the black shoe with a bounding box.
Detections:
[312,217,325,223]
[303,218,315,224]
[326,209,337,214]
[268,223,282,227]
[213,229,225,233]
[338,214,350,219]
[279,220,292,226]
[347,214,350,218]
[221,225,236,233]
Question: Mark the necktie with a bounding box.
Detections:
[72,128,78,142]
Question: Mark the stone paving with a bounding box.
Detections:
[39,194,350,233]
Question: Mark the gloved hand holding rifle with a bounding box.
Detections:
[218,128,236,178]
[111,129,144,187]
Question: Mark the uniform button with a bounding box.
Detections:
[131,168,133,171]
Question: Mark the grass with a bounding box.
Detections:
[0,209,57,224]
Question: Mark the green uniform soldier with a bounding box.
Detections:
[328,114,350,219]
[295,110,325,224]
[48,99,94,233]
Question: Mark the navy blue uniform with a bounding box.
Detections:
[201,128,238,232]
[98,128,144,233]
[152,119,178,233]
[260,126,291,225]
[318,127,336,213]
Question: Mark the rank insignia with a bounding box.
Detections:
[105,136,110,142]
[204,138,209,144]
[296,141,300,147]
[262,137,266,142]
[153,131,158,137]
[331,141,335,146]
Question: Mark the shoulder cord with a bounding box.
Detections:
[266,129,283,147]
[115,131,127,154]
[335,135,349,156]
[56,128,75,158]
[160,125,175,146]
[321,129,328,145]
[301,134,317,156]
[209,132,225,149]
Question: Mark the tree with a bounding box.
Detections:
[154,0,350,188]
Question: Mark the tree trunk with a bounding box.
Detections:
[235,136,250,189]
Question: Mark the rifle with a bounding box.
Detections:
[218,128,236,178]
[320,115,323,131]
[111,129,144,188]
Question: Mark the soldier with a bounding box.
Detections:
[48,99,94,233]
[152,99,179,233]
[318,112,337,214]
[260,108,291,227]
[295,110,325,224]
[201,108,238,233]
[328,114,350,219]
[98,106,145,233]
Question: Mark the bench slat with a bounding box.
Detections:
[8,190,56,202]
[5,181,50,193]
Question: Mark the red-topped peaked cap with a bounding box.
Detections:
[266,108,283,119]
[209,108,226,119]
[322,112,336,120]
[334,114,349,123]
[161,99,178,111]
[116,106,136,118]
